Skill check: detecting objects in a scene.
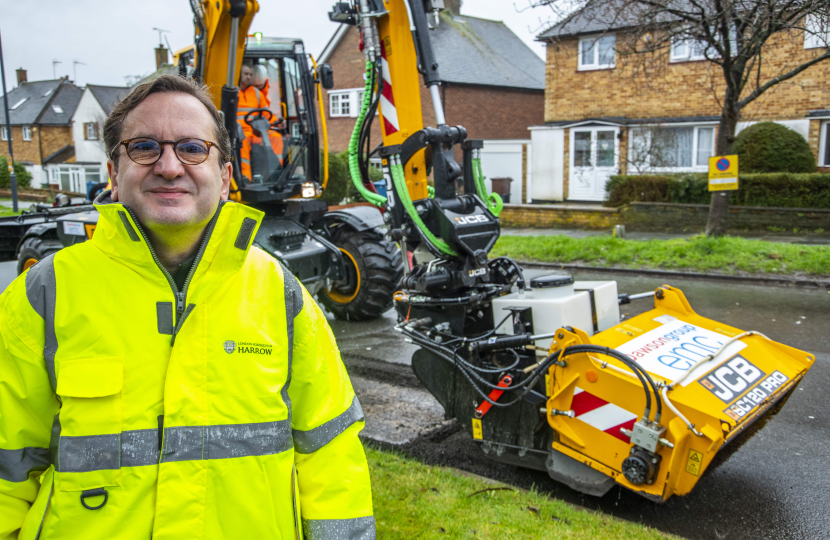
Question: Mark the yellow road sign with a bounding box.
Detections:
[709,155,739,191]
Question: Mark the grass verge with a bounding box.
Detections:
[368,447,678,539]
[0,207,22,218]
[491,235,830,276]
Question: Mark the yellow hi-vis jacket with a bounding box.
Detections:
[0,194,375,540]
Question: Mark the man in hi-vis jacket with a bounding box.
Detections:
[0,75,374,540]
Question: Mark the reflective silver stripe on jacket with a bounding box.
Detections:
[281,265,303,430]
[0,447,51,482]
[293,396,364,455]
[54,420,293,473]
[303,517,376,540]
[25,254,58,391]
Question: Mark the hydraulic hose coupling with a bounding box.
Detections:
[359,0,379,61]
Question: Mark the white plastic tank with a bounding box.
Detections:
[491,274,620,353]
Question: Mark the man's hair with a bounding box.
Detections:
[104,75,231,170]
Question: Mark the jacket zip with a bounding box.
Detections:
[124,202,224,344]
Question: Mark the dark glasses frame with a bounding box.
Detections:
[110,137,225,166]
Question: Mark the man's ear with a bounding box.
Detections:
[220,161,232,201]
[106,159,119,201]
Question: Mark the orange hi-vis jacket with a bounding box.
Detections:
[238,82,283,181]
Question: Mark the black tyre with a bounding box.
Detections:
[17,235,62,275]
[319,228,403,321]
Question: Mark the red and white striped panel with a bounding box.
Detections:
[571,387,637,443]
[379,40,399,136]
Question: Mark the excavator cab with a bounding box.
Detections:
[234,38,319,202]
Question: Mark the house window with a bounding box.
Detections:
[578,35,615,70]
[820,121,830,167]
[22,126,31,141]
[329,90,351,117]
[629,125,715,170]
[11,97,27,110]
[84,123,99,140]
[805,15,829,49]
[1,127,9,141]
[671,37,708,61]
[52,105,64,114]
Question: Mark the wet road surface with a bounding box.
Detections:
[3,261,828,539]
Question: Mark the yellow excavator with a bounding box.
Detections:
[327,0,816,502]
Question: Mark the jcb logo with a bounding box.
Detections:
[454,215,488,225]
[699,355,766,403]
[468,268,486,277]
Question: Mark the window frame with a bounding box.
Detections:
[804,15,830,50]
[577,34,616,71]
[819,120,830,167]
[329,88,356,118]
[1,127,9,141]
[670,36,708,62]
[22,126,31,141]
[84,122,99,141]
[628,123,717,172]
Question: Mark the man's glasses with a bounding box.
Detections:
[112,137,224,166]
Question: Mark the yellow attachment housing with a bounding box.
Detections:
[545,286,814,502]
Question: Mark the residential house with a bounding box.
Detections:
[0,72,84,189]
[71,85,129,180]
[318,2,545,203]
[531,10,830,202]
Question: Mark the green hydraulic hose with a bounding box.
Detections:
[391,158,458,257]
[349,61,386,207]
[472,157,503,217]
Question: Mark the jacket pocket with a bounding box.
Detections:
[54,356,123,492]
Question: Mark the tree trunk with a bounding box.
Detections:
[705,88,740,237]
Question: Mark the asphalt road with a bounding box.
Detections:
[3,261,828,539]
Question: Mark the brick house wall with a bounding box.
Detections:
[322,26,543,154]
[4,126,42,165]
[544,30,830,123]
[39,126,74,163]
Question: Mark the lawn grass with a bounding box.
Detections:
[0,207,22,218]
[490,234,830,276]
[368,447,679,540]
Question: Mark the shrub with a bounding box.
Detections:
[606,173,830,208]
[0,157,32,189]
[320,152,350,205]
[734,122,816,173]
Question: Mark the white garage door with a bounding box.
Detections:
[479,140,529,204]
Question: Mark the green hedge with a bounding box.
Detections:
[0,157,32,189]
[605,173,830,208]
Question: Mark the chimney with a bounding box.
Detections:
[446,0,462,14]
[155,46,169,70]
[16,68,27,85]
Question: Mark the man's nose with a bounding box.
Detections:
[153,144,186,180]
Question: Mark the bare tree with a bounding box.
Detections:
[536,0,830,235]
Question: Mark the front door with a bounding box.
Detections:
[569,127,619,201]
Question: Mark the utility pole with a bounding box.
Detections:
[0,29,19,212]
[52,59,62,79]
[73,60,86,84]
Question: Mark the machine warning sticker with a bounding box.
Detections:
[472,418,483,440]
[686,450,703,476]
[698,355,766,403]
[723,371,790,422]
[63,221,85,236]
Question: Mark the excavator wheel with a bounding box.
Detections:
[320,228,403,321]
[17,235,62,275]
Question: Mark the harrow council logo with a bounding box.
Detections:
[716,157,731,171]
[223,340,236,354]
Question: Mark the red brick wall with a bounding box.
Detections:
[322,26,544,154]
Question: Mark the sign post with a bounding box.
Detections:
[708,155,739,192]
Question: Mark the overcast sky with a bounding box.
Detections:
[1,0,556,92]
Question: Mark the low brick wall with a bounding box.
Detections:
[500,202,830,232]
[500,203,619,230]
[622,202,830,232]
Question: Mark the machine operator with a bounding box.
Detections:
[237,61,284,181]
[0,74,375,540]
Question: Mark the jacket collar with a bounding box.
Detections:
[91,191,264,292]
